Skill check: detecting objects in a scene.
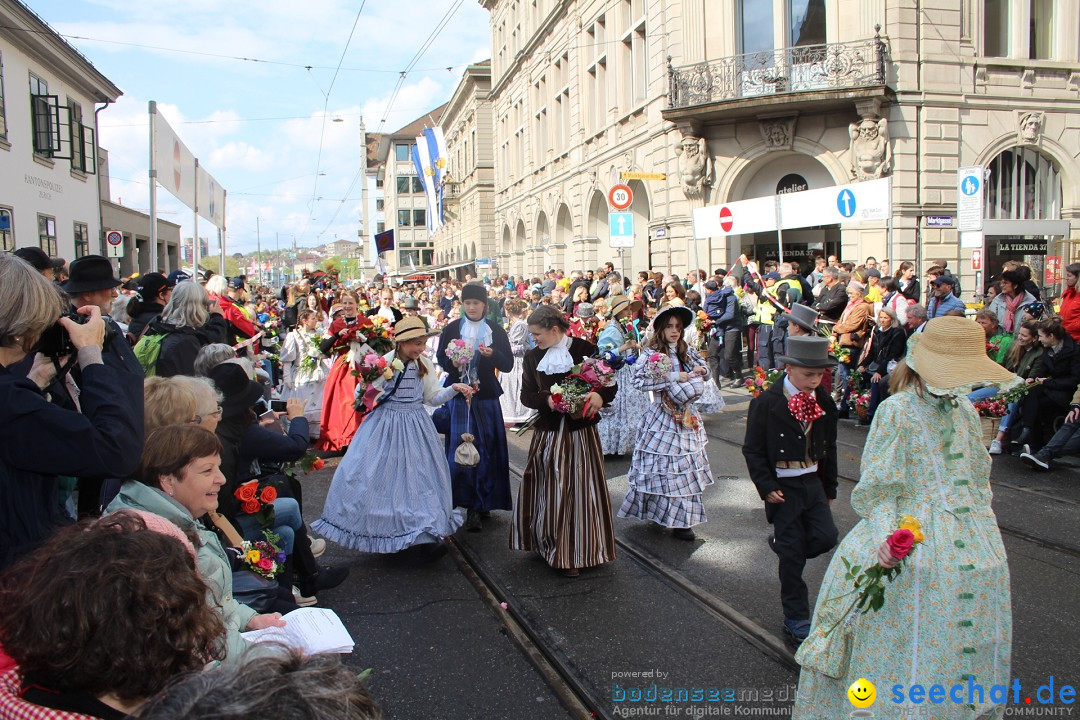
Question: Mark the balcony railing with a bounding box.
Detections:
[667,35,887,110]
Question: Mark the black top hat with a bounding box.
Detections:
[401,296,420,310]
[209,362,266,419]
[61,255,122,294]
[781,303,821,334]
[777,335,837,368]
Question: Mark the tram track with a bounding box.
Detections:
[704,426,1080,559]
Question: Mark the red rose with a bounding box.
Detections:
[234,481,258,503]
[312,458,326,471]
[886,528,915,560]
[241,499,261,515]
[260,486,277,504]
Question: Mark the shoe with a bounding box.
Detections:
[310,538,327,558]
[767,533,778,554]
[292,585,318,607]
[837,408,850,419]
[672,527,696,541]
[988,439,1003,455]
[783,618,812,644]
[1020,450,1050,470]
[728,378,745,390]
[463,509,482,532]
[299,565,349,596]
[560,568,581,577]
[479,511,492,520]
[1011,428,1032,448]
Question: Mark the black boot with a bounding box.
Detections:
[1011,427,1032,448]
[463,509,482,532]
[672,527,696,541]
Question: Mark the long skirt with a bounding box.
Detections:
[511,420,616,570]
[281,380,325,439]
[316,357,361,452]
[498,357,535,424]
[312,404,463,553]
[596,364,650,456]
[445,396,512,512]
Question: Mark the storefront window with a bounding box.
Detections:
[985,147,1061,221]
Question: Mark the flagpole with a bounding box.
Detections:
[193,158,200,274]
[219,190,227,277]
[148,101,158,273]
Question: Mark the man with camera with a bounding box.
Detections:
[46,256,145,516]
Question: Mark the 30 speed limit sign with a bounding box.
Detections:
[608,183,633,210]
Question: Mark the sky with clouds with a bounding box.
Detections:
[33,0,492,255]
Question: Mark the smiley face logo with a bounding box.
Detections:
[847,678,877,708]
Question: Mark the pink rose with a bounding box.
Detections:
[453,339,466,347]
[258,557,274,570]
[886,528,915,560]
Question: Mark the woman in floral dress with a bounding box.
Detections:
[794,316,1017,719]
[618,306,714,541]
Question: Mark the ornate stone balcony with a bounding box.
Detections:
[665,34,891,124]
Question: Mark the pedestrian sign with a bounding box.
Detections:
[609,212,634,248]
[957,166,984,232]
[836,189,856,218]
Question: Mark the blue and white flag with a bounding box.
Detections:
[423,127,449,226]
[412,137,441,234]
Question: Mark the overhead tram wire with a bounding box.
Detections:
[313,0,466,242]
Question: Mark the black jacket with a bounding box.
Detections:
[1033,335,1080,406]
[147,315,229,377]
[366,305,403,323]
[436,318,514,400]
[520,337,617,433]
[127,302,165,340]
[864,325,907,375]
[742,379,838,502]
[814,283,848,322]
[590,279,610,301]
[0,357,143,570]
[705,287,740,333]
[283,298,307,330]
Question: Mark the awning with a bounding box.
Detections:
[425,260,476,274]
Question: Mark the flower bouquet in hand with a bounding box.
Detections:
[233,480,279,529]
[822,516,926,637]
[445,338,479,389]
[745,365,783,397]
[550,357,617,419]
[352,353,405,412]
[641,352,673,383]
[239,530,285,579]
[365,316,395,355]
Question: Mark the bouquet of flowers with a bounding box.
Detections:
[852,388,872,420]
[986,338,1003,359]
[745,365,784,397]
[973,380,1038,417]
[353,352,390,384]
[238,530,285,579]
[821,516,926,638]
[550,357,617,418]
[641,352,674,384]
[233,480,279,528]
[695,309,713,335]
[818,326,850,363]
[445,338,479,387]
[298,329,326,375]
[365,316,395,355]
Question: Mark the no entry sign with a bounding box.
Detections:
[719,206,733,232]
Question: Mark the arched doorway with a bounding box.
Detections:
[626,179,651,279]
[515,220,527,277]
[983,146,1066,293]
[585,190,607,269]
[535,212,550,278]
[553,203,573,272]
[735,152,841,268]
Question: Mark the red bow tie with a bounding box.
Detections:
[788,392,824,424]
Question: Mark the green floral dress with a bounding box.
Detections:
[793,389,1011,720]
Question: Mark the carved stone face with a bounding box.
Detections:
[1021,114,1041,142]
[767,124,786,145]
[680,139,700,158]
[859,122,878,141]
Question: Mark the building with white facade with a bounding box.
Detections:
[482,0,1080,299]
[373,105,447,276]
[98,149,182,276]
[0,0,120,262]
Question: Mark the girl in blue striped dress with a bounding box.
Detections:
[313,316,470,562]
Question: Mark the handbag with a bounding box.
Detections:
[231,569,279,614]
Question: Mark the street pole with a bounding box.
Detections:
[359,118,370,265]
[148,101,158,273]
[276,232,280,286]
[193,158,200,274]
[256,217,262,285]
[775,195,785,264]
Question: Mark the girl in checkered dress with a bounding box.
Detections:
[618,306,715,541]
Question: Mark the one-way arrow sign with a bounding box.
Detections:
[609,211,634,248]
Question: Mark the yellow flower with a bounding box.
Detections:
[245,550,261,564]
[383,367,394,380]
[392,358,405,372]
[899,516,926,544]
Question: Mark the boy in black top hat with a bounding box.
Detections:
[742,335,839,645]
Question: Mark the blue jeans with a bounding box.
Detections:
[236,497,302,554]
[967,387,1000,402]
[1041,418,1080,459]
[836,362,851,412]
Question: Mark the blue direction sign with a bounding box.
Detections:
[836,188,857,218]
[609,212,634,248]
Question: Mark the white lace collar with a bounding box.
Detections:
[537,334,574,375]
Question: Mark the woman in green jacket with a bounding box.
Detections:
[107,425,285,663]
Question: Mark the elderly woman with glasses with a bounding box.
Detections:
[138,281,229,377]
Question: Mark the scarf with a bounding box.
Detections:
[788,391,824,424]
[537,334,574,375]
[1002,292,1025,332]
[459,316,492,352]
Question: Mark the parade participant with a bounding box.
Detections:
[305,293,329,327]
[1060,262,1080,342]
[313,316,468,562]
[0,514,226,720]
[743,335,839,644]
[793,317,1015,719]
[568,302,601,345]
[126,272,174,341]
[279,309,328,439]
[205,276,261,346]
[619,306,713,541]
[436,283,514,531]
[108,425,286,663]
[498,299,535,426]
[511,305,617,576]
[316,291,373,453]
[596,295,648,456]
[367,288,403,324]
[778,304,832,394]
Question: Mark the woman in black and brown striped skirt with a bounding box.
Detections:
[511,305,617,577]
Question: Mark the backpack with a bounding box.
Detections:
[133,332,168,376]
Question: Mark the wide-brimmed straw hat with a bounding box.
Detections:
[650,305,694,333]
[609,295,642,318]
[777,336,837,368]
[907,316,1017,395]
[393,315,437,342]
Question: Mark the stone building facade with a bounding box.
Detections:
[481,0,1080,299]
[432,61,498,279]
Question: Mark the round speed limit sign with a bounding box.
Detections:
[608,183,633,210]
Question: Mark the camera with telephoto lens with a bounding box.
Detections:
[37,310,87,358]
